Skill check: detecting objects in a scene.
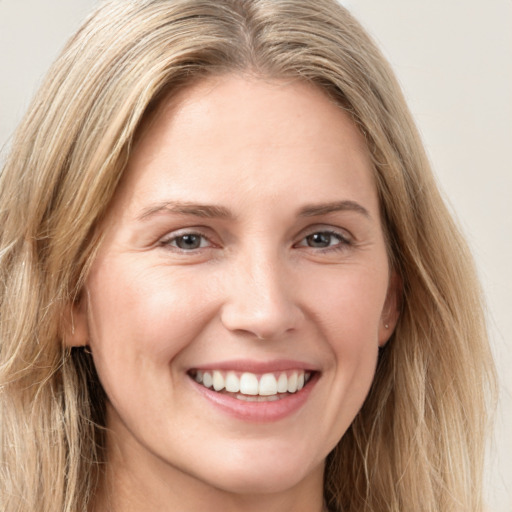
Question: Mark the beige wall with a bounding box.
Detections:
[1,1,510,510]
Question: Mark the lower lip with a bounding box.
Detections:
[190,373,319,423]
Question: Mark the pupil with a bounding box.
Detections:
[177,235,200,249]
[308,233,330,247]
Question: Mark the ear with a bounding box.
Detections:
[378,271,401,347]
[61,293,90,347]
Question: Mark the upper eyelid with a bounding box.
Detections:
[297,225,353,241]
[160,226,212,239]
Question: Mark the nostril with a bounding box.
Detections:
[220,301,304,341]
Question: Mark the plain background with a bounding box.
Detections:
[0,0,510,510]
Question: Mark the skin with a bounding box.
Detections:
[68,75,398,512]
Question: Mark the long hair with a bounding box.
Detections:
[0,1,495,510]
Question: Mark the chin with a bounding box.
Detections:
[211,469,310,495]
[194,448,324,495]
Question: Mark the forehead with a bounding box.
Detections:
[137,74,370,163]
[112,74,378,220]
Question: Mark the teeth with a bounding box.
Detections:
[258,373,277,396]
[212,371,224,391]
[277,372,288,393]
[297,372,305,391]
[287,371,298,393]
[225,371,240,392]
[240,372,259,395]
[192,369,312,398]
[203,372,213,389]
[237,394,280,402]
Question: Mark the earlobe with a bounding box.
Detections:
[62,296,89,347]
[378,271,401,347]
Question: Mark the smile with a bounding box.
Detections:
[189,369,313,401]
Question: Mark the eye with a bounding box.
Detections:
[162,232,212,251]
[296,230,350,250]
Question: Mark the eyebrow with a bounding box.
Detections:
[137,201,234,221]
[298,200,371,219]
[136,199,370,222]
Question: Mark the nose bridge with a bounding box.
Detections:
[221,244,301,339]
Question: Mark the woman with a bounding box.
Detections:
[0,0,496,511]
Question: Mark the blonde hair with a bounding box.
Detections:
[0,1,495,511]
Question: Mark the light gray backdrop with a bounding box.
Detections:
[1,1,510,510]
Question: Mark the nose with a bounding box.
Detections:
[220,250,304,340]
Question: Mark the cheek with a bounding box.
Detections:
[302,263,386,402]
[301,268,385,440]
[302,263,388,344]
[85,261,219,379]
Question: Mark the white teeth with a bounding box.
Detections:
[297,372,305,391]
[203,371,213,388]
[212,371,224,391]
[258,373,278,396]
[225,371,240,392]
[193,369,311,398]
[287,371,298,393]
[237,394,280,402]
[277,372,288,393]
[240,372,259,395]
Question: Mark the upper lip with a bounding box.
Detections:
[189,359,319,374]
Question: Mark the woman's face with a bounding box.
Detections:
[70,75,397,499]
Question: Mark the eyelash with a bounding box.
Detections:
[159,230,213,251]
[159,228,352,253]
[294,229,352,252]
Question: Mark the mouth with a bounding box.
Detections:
[188,369,314,402]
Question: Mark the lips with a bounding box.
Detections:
[187,360,319,421]
[190,369,313,399]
